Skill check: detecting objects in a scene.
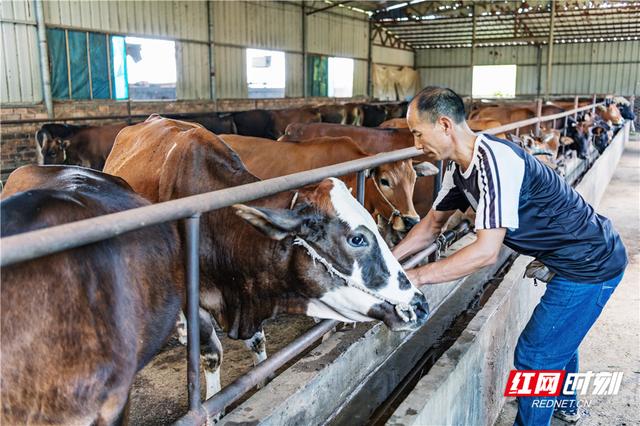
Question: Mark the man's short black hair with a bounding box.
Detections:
[412,86,466,124]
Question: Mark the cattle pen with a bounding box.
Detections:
[0,102,629,425]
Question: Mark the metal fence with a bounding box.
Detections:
[0,100,606,425]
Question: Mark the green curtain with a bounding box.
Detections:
[89,32,111,99]
[47,28,69,99]
[307,54,328,97]
[47,28,114,100]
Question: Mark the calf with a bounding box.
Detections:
[104,116,429,401]
[35,122,128,170]
[1,165,183,425]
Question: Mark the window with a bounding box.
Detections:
[246,48,285,98]
[47,29,177,101]
[328,57,354,98]
[124,37,176,100]
[472,65,517,98]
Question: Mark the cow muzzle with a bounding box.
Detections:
[369,292,430,332]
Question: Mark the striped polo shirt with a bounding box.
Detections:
[433,133,627,283]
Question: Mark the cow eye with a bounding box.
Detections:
[380,178,390,187]
[347,233,368,248]
[47,150,56,157]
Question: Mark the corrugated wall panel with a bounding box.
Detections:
[213,1,301,51]
[372,46,414,67]
[285,53,303,98]
[214,45,247,99]
[307,9,368,59]
[1,16,42,104]
[176,42,210,100]
[417,41,639,96]
[418,68,471,95]
[42,1,209,42]
[353,59,367,96]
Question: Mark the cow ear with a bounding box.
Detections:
[413,161,439,177]
[233,204,304,240]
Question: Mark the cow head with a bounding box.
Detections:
[597,104,623,126]
[234,178,429,331]
[35,130,70,165]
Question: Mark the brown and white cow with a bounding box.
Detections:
[1,165,184,425]
[35,122,128,170]
[104,115,429,400]
[220,134,427,237]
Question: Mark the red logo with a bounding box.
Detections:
[504,370,566,397]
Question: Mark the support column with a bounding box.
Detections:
[34,0,53,118]
[302,3,308,98]
[206,0,216,105]
[470,4,477,101]
[545,0,556,100]
[367,20,373,98]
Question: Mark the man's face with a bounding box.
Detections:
[406,103,452,161]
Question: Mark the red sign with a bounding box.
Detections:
[504,370,566,397]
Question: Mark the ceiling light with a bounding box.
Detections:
[386,2,408,11]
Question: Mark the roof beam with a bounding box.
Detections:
[306,1,353,15]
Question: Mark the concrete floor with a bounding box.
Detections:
[495,135,640,426]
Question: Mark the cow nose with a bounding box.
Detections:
[403,216,420,230]
[410,292,430,323]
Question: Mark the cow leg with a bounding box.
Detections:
[177,309,223,401]
[244,329,273,388]
[199,308,223,401]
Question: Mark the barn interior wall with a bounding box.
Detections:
[417,41,640,97]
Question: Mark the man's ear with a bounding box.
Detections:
[233,204,304,240]
[438,115,453,133]
[413,161,439,177]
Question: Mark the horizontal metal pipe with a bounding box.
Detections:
[1,102,604,267]
[0,148,421,267]
[483,102,603,135]
[201,319,339,419]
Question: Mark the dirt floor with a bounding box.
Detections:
[128,314,315,425]
[496,134,640,425]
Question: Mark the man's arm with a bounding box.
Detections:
[405,227,506,285]
[392,208,456,262]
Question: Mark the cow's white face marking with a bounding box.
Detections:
[326,178,418,306]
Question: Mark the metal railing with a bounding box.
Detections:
[0,100,607,425]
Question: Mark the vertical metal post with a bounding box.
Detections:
[65,30,72,99]
[356,171,366,205]
[86,32,93,99]
[207,0,216,104]
[573,95,579,120]
[545,0,556,100]
[106,34,113,99]
[34,0,53,118]
[366,21,373,98]
[302,3,307,98]
[185,215,202,412]
[535,44,542,98]
[470,3,477,77]
[592,93,597,115]
[535,98,543,137]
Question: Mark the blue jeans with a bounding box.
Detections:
[513,271,624,426]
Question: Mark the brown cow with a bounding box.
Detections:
[268,107,322,139]
[35,122,128,170]
[1,165,183,425]
[596,103,623,125]
[281,122,439,217]
[379,118,408,128]
[104,115,429,400]
[220,134,429,236]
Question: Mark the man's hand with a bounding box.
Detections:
[392,209,455,262]
[406,227,507,286]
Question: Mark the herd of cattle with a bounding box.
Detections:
[1,96,634,424]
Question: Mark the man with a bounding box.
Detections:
[393,87,627,425]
